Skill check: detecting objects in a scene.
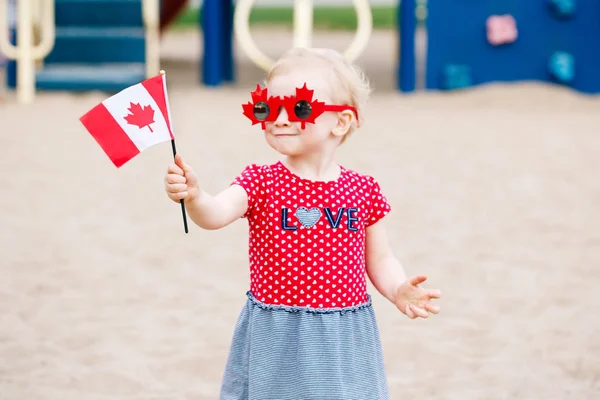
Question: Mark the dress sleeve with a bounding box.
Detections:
[230,164,265,218]
[366,177,392,227]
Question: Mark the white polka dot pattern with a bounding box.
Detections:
[231,161,391,308]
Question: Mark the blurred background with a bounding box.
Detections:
[1,1,599,399]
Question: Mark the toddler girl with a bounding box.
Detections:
[164,47,441,400]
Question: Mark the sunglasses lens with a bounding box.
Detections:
[294,100,312,119]
[253,102,270,120]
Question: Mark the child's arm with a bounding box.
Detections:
[365,220,441,318]
[184,185,248,230]
[165,154,248,230]
[365,220,408,303]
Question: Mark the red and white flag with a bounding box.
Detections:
[80,73,174,168]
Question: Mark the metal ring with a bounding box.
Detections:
[233,0,274,71]
[343,0,373,62]
[234,0,373,71]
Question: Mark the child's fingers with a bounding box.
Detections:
[425,303,440,314]
[408,275,427,286]
[410,304,429,318]
[174,153,183,166]
[170,191,188,200]
[166,173,186,184]
[405,304,416,319]
[427,289,442,299]
[166,183,187,193]
[167,163,184,175]
[175,154,192,173]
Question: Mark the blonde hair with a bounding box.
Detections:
[265,47,371,139]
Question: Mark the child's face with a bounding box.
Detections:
[263,68,341,157]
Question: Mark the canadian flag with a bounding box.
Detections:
[80,73,175,168]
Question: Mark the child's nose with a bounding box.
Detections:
[274,107,291,127]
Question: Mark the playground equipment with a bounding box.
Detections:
[0,0,55,103]
[201,0,374,86]
[2,0,599,104]
[233,0,373,72]
[423,0,600,94]
[0,0,160,104]
[198,0,600,94]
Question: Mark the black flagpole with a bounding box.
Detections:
[161,70,188,234]
[171,138,189,234]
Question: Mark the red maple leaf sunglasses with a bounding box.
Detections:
[242,83,359,130]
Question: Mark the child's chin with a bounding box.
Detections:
[270,145,302,157]
[266,139,301,156]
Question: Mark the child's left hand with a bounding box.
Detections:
[395,275,441,319]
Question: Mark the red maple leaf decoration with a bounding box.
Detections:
[287,83,326,129]
[124,102,155,132]
[242,84,276,129]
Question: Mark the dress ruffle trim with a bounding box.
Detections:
[246,290,372,315]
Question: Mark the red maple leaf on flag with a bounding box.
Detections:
[124,102,155,132]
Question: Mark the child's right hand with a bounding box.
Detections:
[165,154,200,203]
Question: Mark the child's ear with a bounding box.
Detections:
[332,110,355,138]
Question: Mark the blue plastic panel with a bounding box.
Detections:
[426,0,600,94]
[35,63,146,92]
[44,27,145,64]
[54,0,143,27]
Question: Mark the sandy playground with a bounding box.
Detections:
[1,28,600,399]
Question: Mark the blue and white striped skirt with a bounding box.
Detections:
[220,291,389,400]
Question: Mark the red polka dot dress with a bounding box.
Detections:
[220,161,393,400]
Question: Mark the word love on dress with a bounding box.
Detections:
[281,207,360,231]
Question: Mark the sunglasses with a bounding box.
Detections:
[242,83,359,129]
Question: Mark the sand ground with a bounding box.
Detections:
[1,28,600,399]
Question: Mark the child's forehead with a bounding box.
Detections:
[267,72,333,99]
